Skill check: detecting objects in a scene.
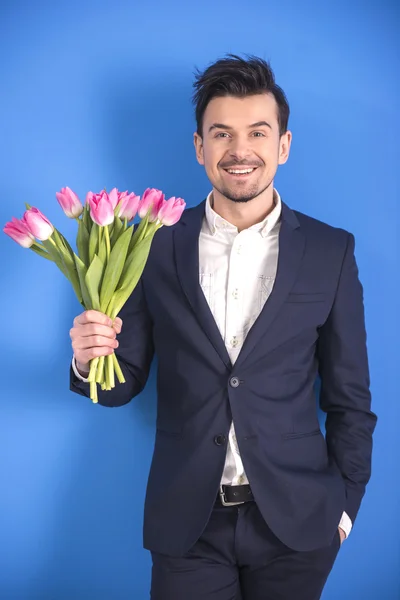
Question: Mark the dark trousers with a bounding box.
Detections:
[150,496,341,600]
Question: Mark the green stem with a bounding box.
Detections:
[105,296,117,320]
[90,380,98,403]
[48,236,59,251]
[106,354,115,388]
[104,225,111,261]
[139,222,148,243]
[88,356,99,382]
[98,226,102,253]
[95,355,105,384]
[112,353,125,384]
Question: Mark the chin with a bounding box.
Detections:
[226,194,255,204]
[218,185,262,204]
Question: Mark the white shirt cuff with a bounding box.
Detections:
[71,355,90,382]
[339,511,353,538]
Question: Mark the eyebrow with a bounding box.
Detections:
[208,120,272,133]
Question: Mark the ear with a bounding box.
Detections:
[278,130,292,165]
[193,132,205,165]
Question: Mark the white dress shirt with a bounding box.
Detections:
[72,188,352,538]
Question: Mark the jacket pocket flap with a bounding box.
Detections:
[286,292,326,303]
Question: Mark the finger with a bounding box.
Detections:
[75,310,113,327]
[76,346,115,364]
[79,323,118,339]
[73,335,119,350]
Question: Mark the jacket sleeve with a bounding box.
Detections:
[69,277,155,407]
[317,232,377,524]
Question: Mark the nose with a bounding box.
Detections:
[228,135,252,161]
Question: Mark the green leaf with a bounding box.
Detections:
[74,254,92,309]
[88,222,99,264]
[110,217,124,248]
[52,229,83,304]
[42,238,68,276]
[129,214,149,254]
[85,254,104,311]
[57,228,75,258]
[83,203,92,234]
[30,245,53,261]
[99,226,133,313]
[109,232,154,318]
[76,220,90,267]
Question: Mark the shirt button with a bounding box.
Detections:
[232,289,239,299]
[230,377,240,388]
[230,337,239,348]
[214,434,226,446]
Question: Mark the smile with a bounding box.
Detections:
[223,167,258,178]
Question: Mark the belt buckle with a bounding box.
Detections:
[219,485,243,507]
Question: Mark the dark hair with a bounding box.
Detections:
[192,53,289,137]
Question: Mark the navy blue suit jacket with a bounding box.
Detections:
[70,198,377,557]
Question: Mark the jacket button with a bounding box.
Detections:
[214,435,226,446]
[230,377,240,388]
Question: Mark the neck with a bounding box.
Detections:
[211,184,276,232]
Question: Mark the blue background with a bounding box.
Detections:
[1,1,399,598]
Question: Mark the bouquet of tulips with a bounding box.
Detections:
[4,186,185,403]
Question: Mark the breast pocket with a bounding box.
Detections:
[286,292,326,303]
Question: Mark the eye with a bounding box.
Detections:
[252,131,265,137]
[215,132,230,138]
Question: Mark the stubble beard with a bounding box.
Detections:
[214,178,274,204]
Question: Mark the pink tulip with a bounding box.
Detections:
[108,188,120,210]
[157,196,186,226]
[138,188,165,222]
[55,186,83,218]
[86,190,114,226]
[108,187,135,211]
[116,192,141,220]
[22,207,54,241]
[3,217,35,248]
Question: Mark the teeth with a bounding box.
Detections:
[227,168,254,174]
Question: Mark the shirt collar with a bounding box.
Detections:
[204,189,282,238]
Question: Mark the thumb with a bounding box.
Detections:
[113,317,123,332]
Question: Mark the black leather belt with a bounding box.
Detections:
[218,484,254,506]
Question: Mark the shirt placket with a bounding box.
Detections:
[226,231,247,485]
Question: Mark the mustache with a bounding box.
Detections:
[219,160,263,168]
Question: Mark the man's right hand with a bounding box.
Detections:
[70,310,123,375]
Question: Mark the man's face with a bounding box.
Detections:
[194,93,291,203]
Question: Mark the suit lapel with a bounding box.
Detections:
[234,202,305,370]
[173,201,232,370]
[173,198,305,372]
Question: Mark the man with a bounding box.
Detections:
[69,54,377,600]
